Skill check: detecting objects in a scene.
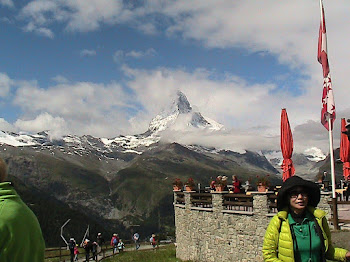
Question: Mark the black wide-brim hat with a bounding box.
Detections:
[277,176,320,211]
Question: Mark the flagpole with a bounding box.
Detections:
[318,0,339,230]
[328,113,339,230]
[328,117,336,198]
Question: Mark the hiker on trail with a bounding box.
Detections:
[83,239,93,261]
[133,232,140,250]
[150,234,157,248]
[111,233,119,253]
[96,232,104,253]
[117,239,125,253]
[68,238,76,262]
[0,158,45,262]
[91,241,98,260]
[74,244,79,261]
[232,175,241,193]
[262,176,350,261]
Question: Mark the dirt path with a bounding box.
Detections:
[76,244,163,261]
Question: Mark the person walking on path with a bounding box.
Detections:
[96,232,104,253]
[0,158,45,262]
[83,239,92,261]
[117,239,125,253]
[133,232,140,250]
[68,238,76,262]
[262,175,350,262]
[74,244,79,261]
[150,234,157,249]
[91,241,98,261]
[111,233,119,254]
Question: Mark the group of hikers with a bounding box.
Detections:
[68,232,105,262]
[67,232,158,261]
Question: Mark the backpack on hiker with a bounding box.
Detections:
[113,237,118,245]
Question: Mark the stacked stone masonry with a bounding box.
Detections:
[174,191,332,262]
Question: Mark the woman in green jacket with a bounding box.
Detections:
[0,158,45,262]
[262,176,350,262]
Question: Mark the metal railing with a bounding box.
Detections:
[190,193,212,208]
[267,193,278,213]
[223,193,253,212]
[175,192,185,205]
[44,241,138,261]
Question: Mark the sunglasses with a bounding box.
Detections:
[289,190,308,198]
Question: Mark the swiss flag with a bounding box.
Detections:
[318,0,335,131]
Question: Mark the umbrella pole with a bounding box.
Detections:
[328,117,339,230]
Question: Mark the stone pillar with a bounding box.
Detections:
[212,192,224,213]
[319,192,332,225]
[184,191,192,210]
[252,193,269,215]
[252,193,270,261]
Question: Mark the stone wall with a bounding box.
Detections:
[174,191,332,262]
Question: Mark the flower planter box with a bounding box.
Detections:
[185,186,194,192]
[215,185,225,192]
[257,185,267,192]
[173,186,182,191]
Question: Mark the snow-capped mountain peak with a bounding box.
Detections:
[148,91,223,133]
[171,90,192,114]
[303,147,326,162]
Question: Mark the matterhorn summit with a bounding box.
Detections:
[148,91,224,133]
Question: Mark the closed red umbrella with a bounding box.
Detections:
[281,109,295,181]
[340,118,350,181]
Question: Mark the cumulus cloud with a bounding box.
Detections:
[51,75,69,84]
[80,49,96,57]
[0,73,12,97]
[0,0,14,8]
[23,22,54,38]
[14,113,68,140]
[12,79,139,137]
[113,48,156,63]
[0,118,16,132]
[19,0,127,35]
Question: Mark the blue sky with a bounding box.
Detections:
[1,0,350,154]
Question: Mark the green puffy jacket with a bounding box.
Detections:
[0,182,45,262]
[262,207,348,262]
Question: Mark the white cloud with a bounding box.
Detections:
[15,113,68,140]
[12,79,138,137]
[23,22,54,38]
[126,48,156,58]
[20,0,127,34]
[113,48,156,63]
[0,73,12,97]
[80,49,96,57]
[0,118,16,132]
[51,75,69,84]
[0,0,14,8]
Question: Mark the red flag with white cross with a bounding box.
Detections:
[318,0,335,131]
